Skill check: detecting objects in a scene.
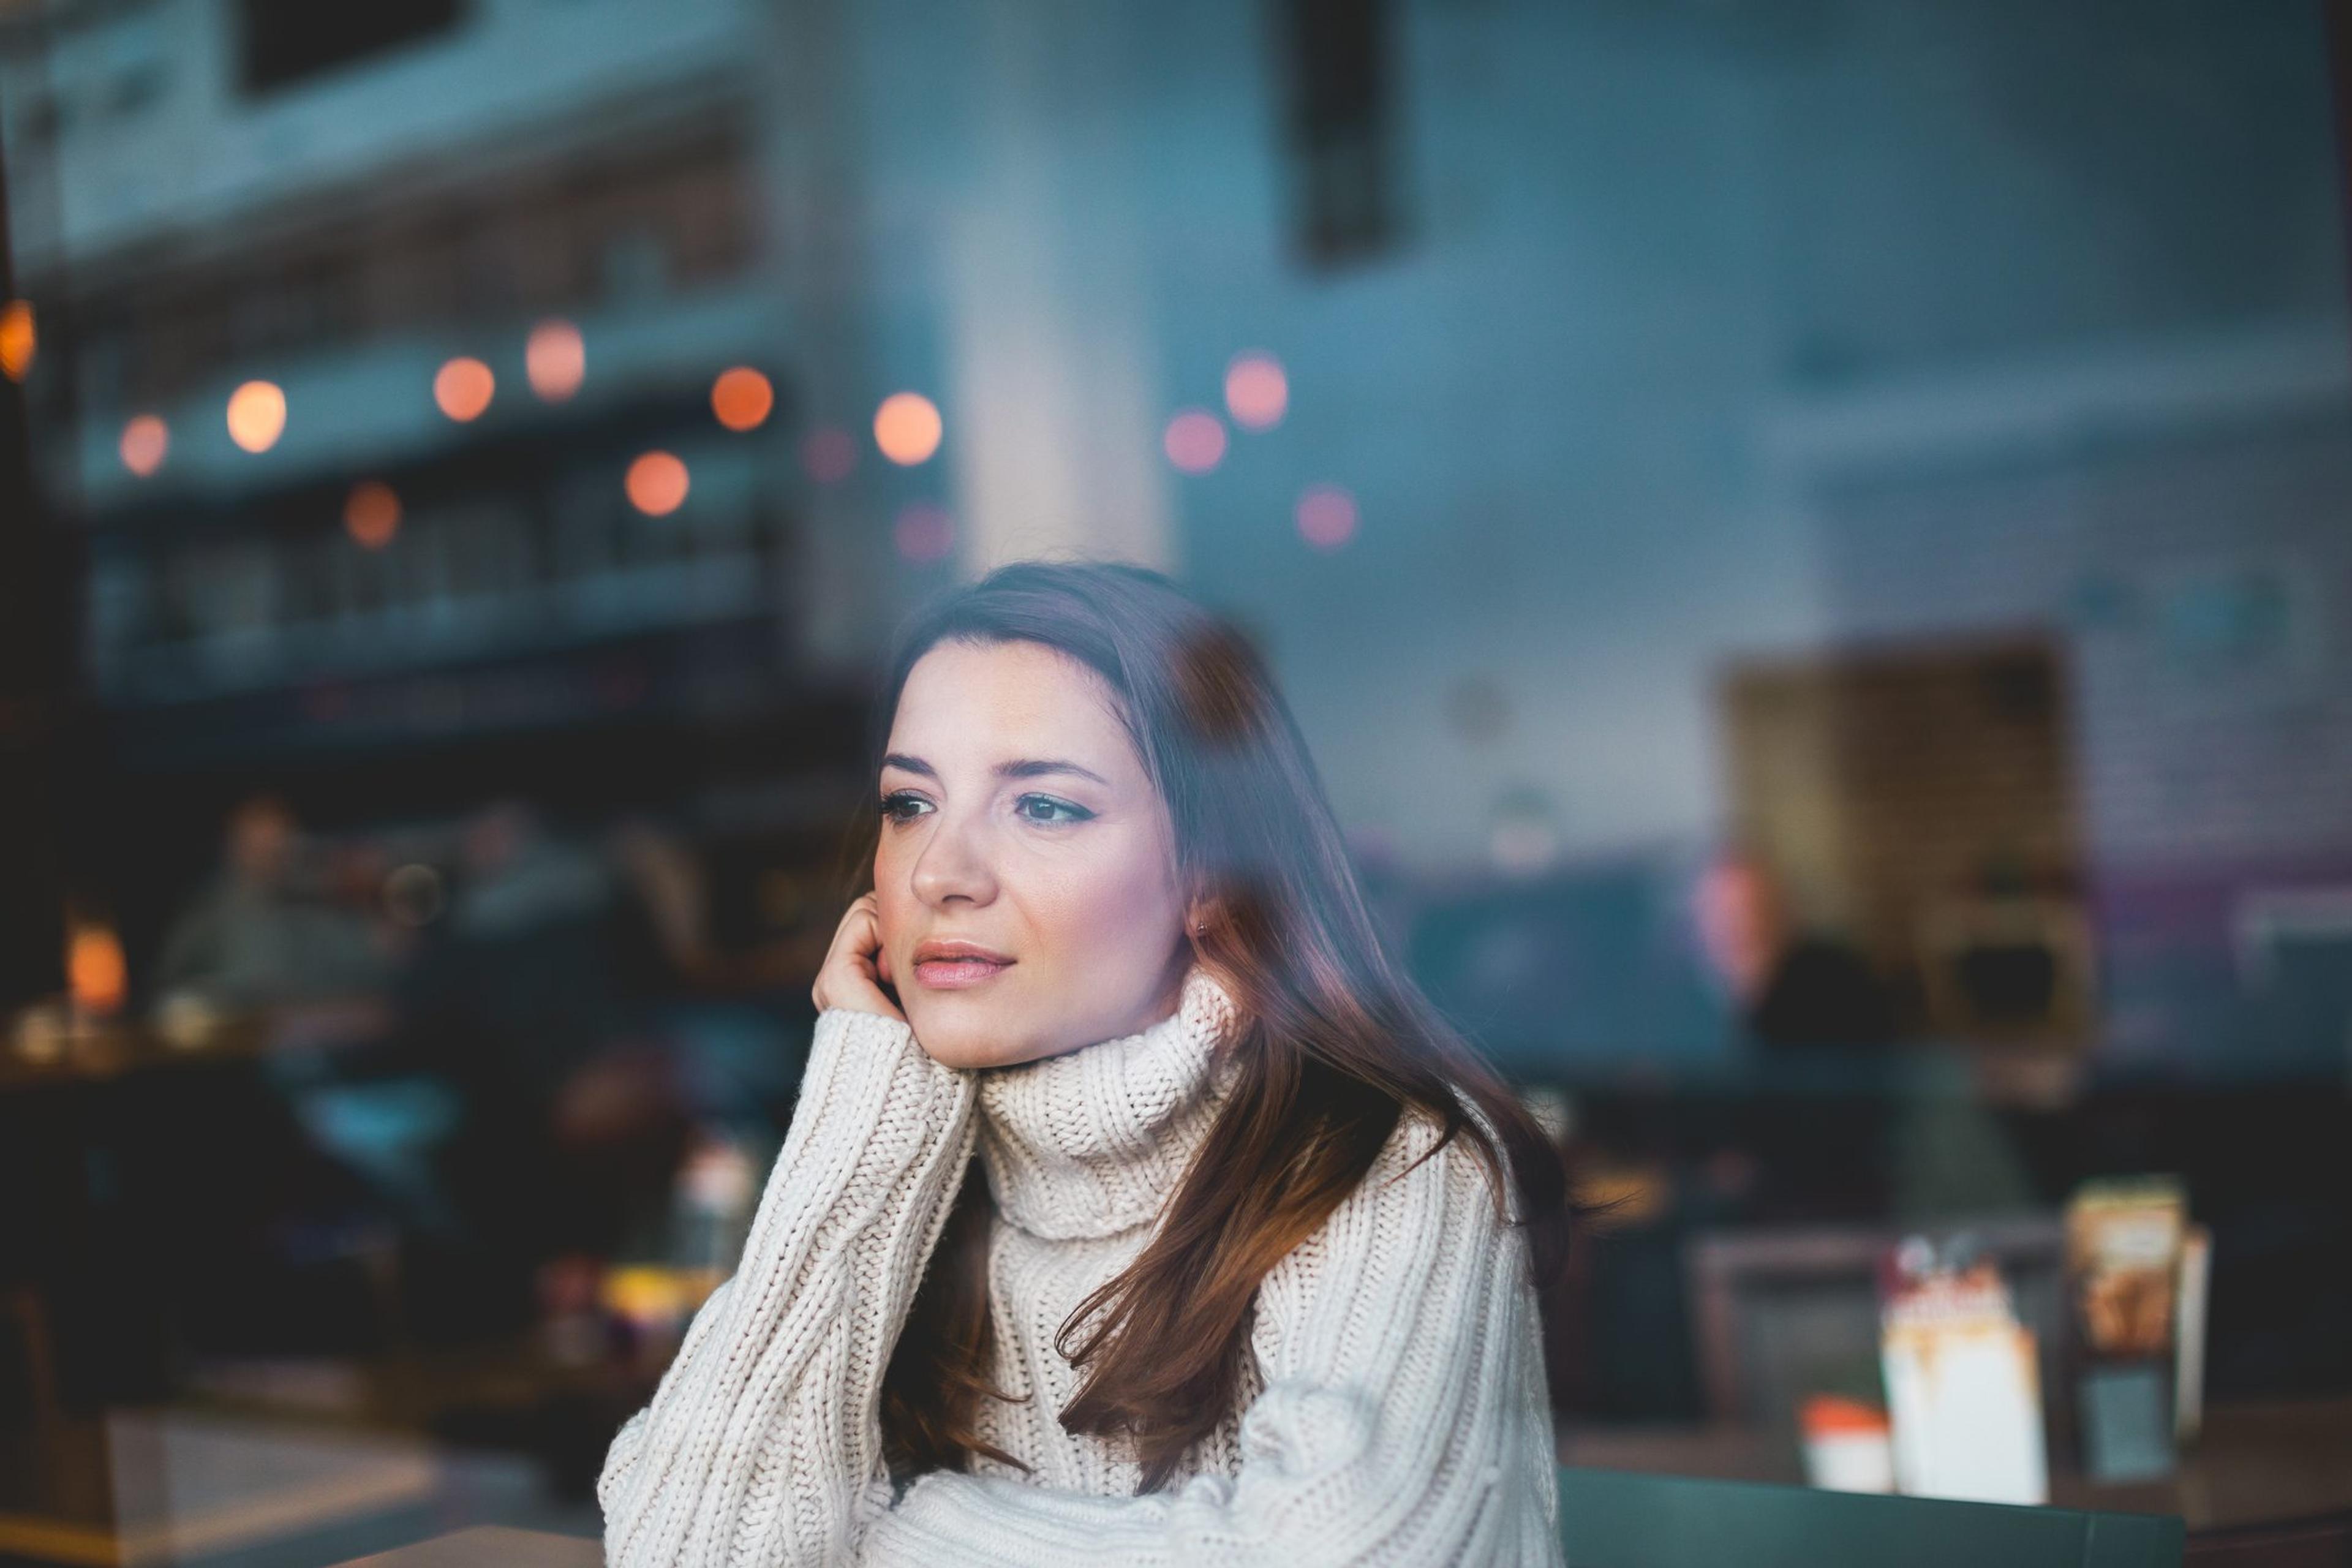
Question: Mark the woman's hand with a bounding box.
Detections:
[811,892,905,1022]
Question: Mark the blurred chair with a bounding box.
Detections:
[1917,895,2100,1048]
[1557,1466,2182,1568]
[0,1286,58,1427]
[1686,1214,2065,1428]
[2233,885,2352,1078]
[285,1076,466,1237]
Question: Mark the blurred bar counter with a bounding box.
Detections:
[0,998,389,1090]
[1558,1395,2352,1545]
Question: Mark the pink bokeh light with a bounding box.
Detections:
[1295,484,1358,550]
[894,502,956,564]
[1224,352,1288,431]
[801,424,857,484]
[1163,409,1229,475]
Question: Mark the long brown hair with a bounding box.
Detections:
[857,560,1569,1492]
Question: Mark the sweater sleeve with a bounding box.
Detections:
[856,1113,1564,1568]
[598,1006,978,1568]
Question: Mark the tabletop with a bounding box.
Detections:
[1558,1395,2352,1536]
[333,1525,602,1567]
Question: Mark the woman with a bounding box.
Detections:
[598,561,1570,1566]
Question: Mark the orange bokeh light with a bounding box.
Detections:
[345,481,402,549]
[1225,351,1289,431]
[711,366,774,432]
[0,299,33,382]
[68,923,127,1016]
[526,320,585,402]
[119,415,169,477]
[226,380,287,453]
[626,451,690,516]
[434,356,496,422]
[873,391,943,466]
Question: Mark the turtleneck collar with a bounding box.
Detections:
[976,965,1243,1242]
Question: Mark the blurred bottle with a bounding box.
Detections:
[671,1132,759,1295]
[538,1253,607,1370]
[601,1266,690,1375]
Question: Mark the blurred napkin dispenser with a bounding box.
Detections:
[1880,1238,2049,1506]
[1883,1316,2049,1506]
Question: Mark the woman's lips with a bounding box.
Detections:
[912,956,1013,989]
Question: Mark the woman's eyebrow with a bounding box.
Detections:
[997,758,1111,786]
[880,752,1109,787]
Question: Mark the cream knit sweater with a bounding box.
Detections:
[597,967,1563,1566]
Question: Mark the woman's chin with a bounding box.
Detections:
[898,1006,983,1067]
[904,998,1030,1071]
[912,1031,1038,1071]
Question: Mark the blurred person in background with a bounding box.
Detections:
[155,794,392,1013]
[1689,843,2034,1224]
[392,801,694,1332]
[608,817,809,1140]
[1691,845,1900,1054]
[597,562,1572,1566]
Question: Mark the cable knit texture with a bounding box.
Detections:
[598,966,1562,1566]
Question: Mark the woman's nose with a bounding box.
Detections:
[909,812,998,907]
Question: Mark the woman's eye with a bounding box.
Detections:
[1015,794,1093,825]
[877,791,932,824]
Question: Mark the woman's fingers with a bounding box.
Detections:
[812,894,904,1021]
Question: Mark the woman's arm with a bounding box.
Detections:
[598,1006,977,1567]
[857,1114,1563,1567]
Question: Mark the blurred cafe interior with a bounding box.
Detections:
[2,0,2352,1562]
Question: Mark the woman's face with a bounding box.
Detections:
[874,638,1193,1069]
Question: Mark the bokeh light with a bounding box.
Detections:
[226,380,287,453]
[1224,351,1288,430]
[1163,409,1229,475]
[0,300,33,382]
[434,356,496,422]
[344,481,402,549]
[873,391,943,466]
[1295,483,1358,550]
[893,502,955,564]
[526,320,585,402]
[711,366,774,432]
[625,451,690,516]
[118,415,169,478]
[801,424,856,484]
